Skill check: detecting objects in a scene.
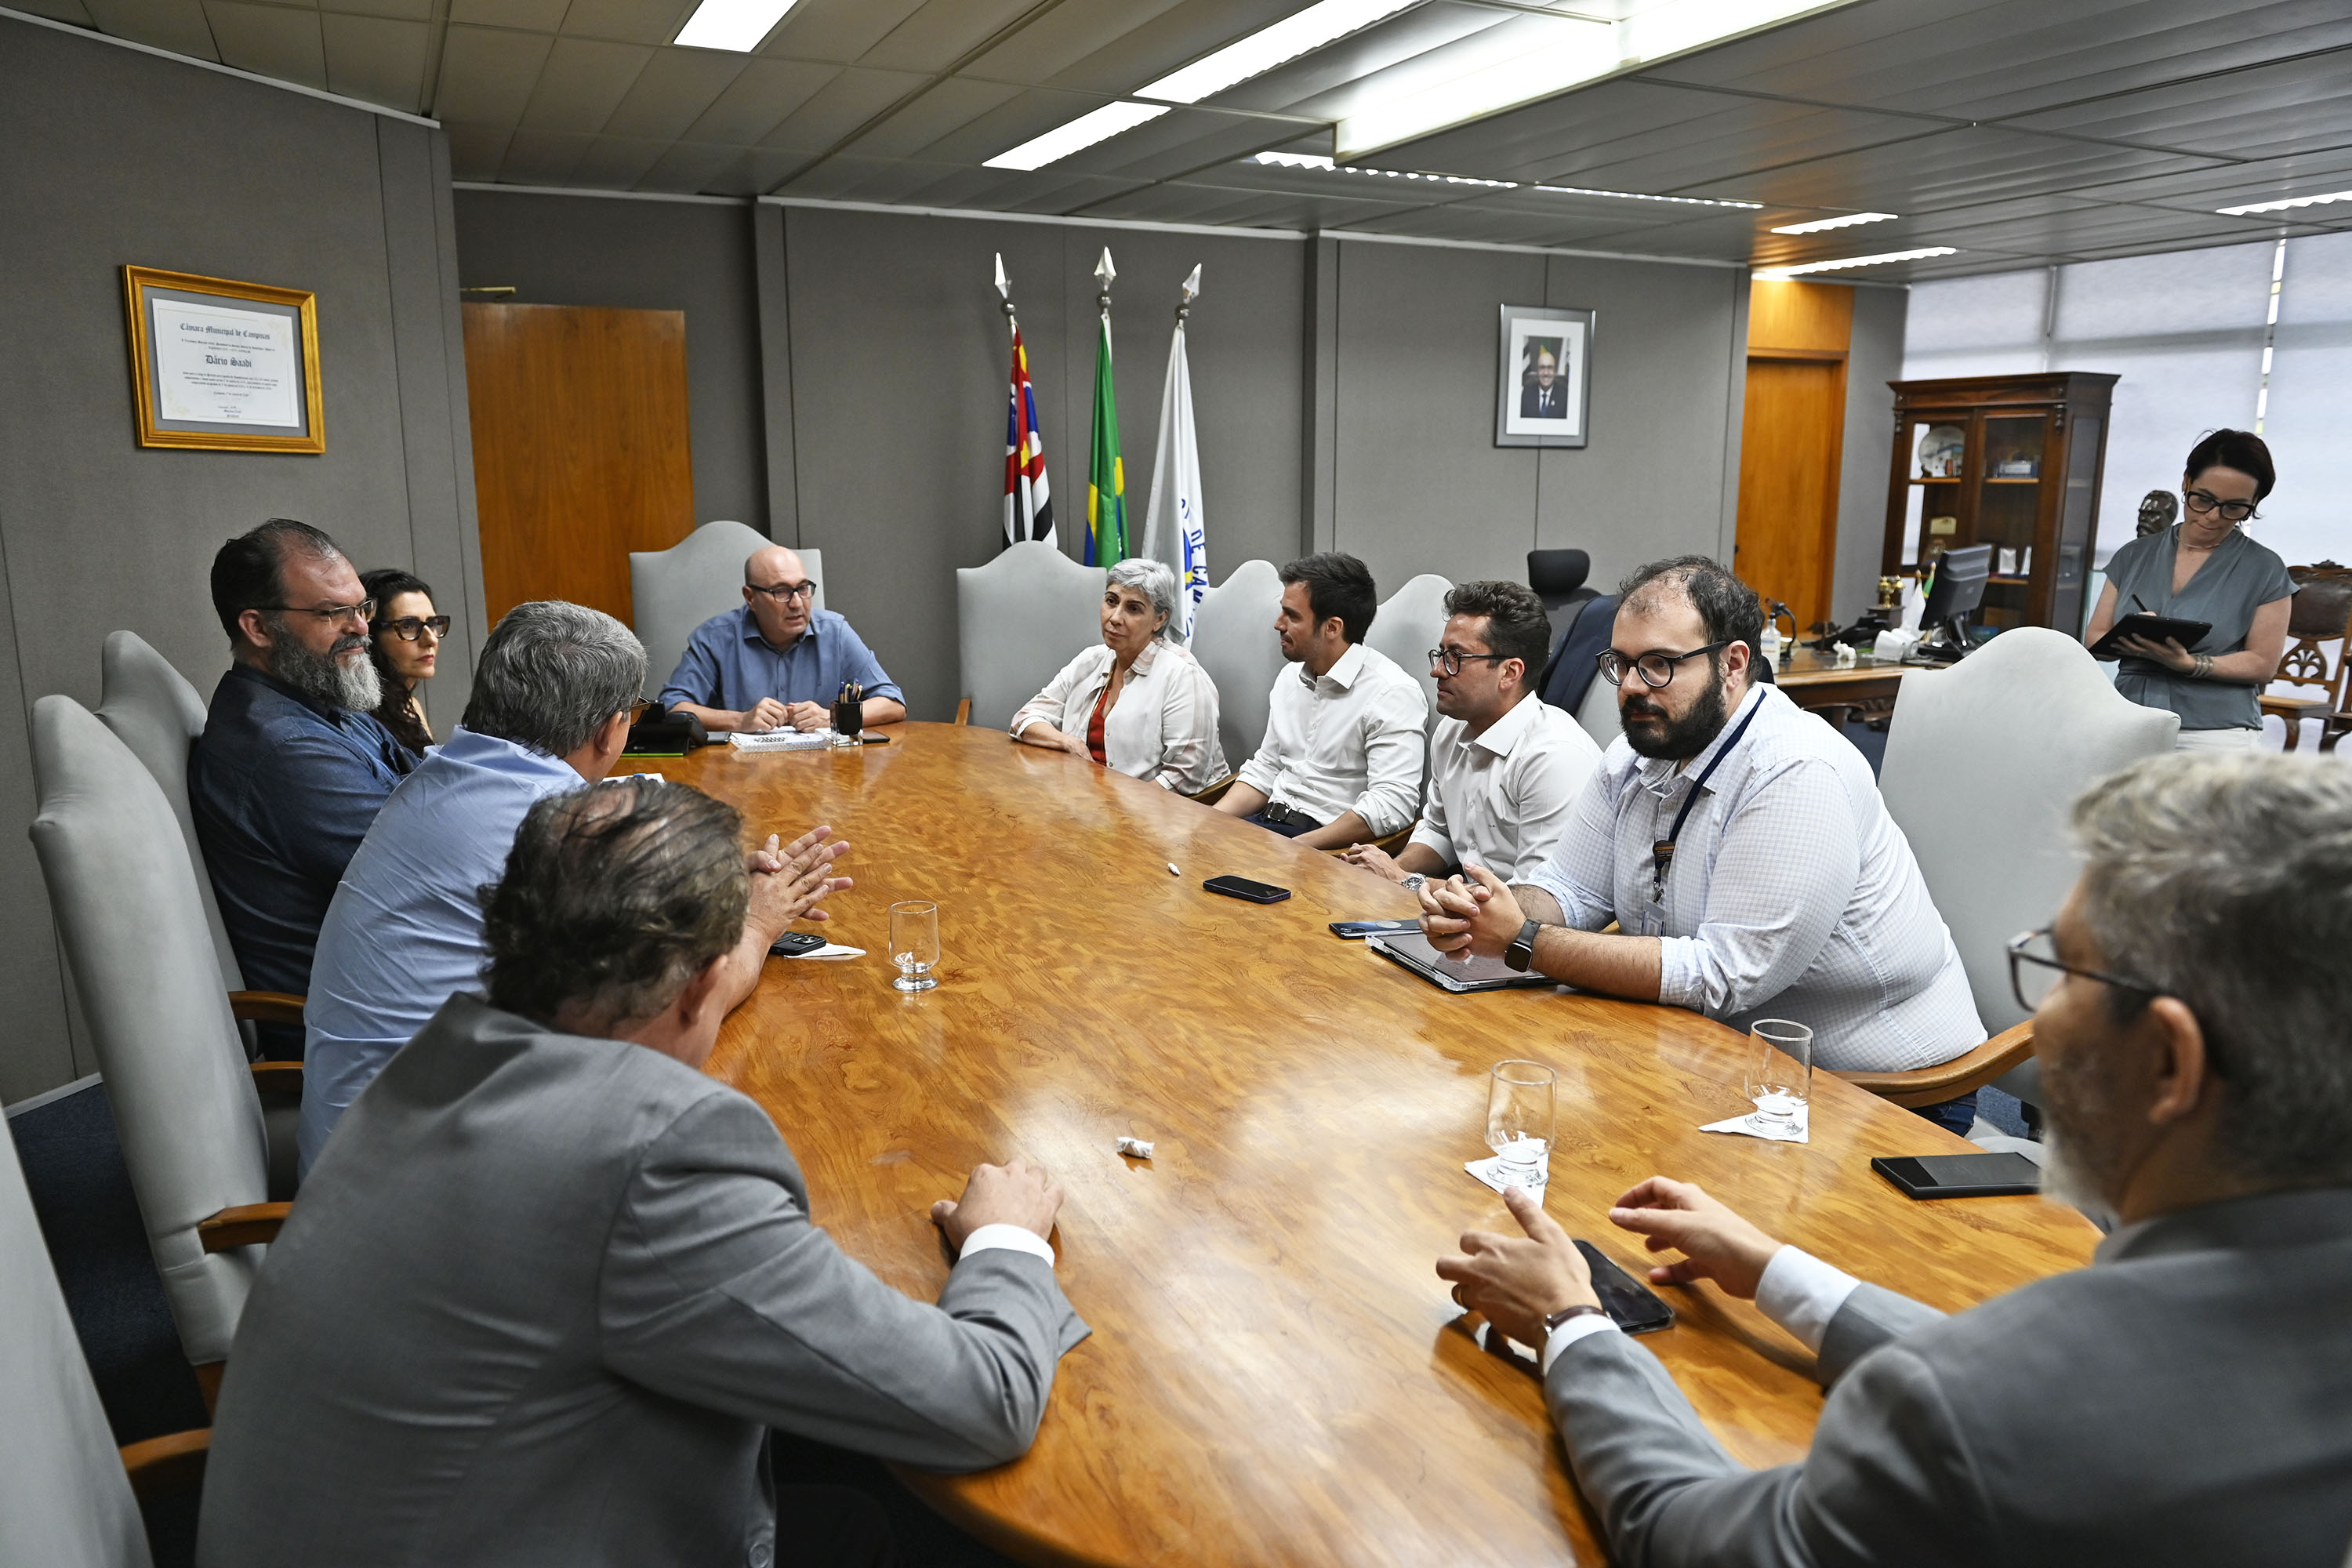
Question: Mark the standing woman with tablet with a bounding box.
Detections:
[2085,429,2295,750]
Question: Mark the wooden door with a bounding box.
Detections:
[463,303,695,628]
[1735,356,1846,633]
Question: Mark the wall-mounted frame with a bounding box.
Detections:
[122,265,324,452]
[1495,303,1593,449]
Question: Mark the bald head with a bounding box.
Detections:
[742,544,815,646]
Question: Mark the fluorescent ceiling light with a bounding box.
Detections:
[1537,183,1760,209]
[1756,246,1955,278]
[1770,211,1897,234]
[985,102,1171,171]
[1337,0,1861,159]
[673,0,799,53]
[1141,0,1419,103]
[1253,151,1515,187]
[2216,188,2352,216]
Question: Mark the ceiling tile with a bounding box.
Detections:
[321,0,429,23]
[840,74,1025,160]
[557,0,687,45]
[2071,147,2352,215]
[499,126,594,182]
[763,0,929,64]
[600,46,749,139]
[518,35,654,131]
[568,132,672,186]
[449,0,566,31]
[434,25,555,122]
[205,2,327,89]
[1019,0,1318,97]
[13,0,96,24]
[321,12,429,107]
[858,0,1040,74]
[956,0,1189,86]
[444,122,515,180]
[83,0,221,60]
[1672,125,2227,212]
[634,138,737,191]
[752,63,929,154]
[1999,52,2352,161]
[681,55,841,144]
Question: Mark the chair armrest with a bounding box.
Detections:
[1832,1021,2035,1109]
[1323,822,1417,857]
[198,1202,292,1252]
[954,697,971,725]
[230,990,306,1026]
[1188,774,1236,806]
[249,1059,303,1095]
[120,1428,211,1501]
[2260,695,2331,717]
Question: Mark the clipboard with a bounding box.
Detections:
[2089,612,2210,662]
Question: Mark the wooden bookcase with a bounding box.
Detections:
[1881,372,2116,636]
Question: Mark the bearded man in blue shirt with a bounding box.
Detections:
[659,545,907,734]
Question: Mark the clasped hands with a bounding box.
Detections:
[1415,864,1529,959]
[1436,1178,1784,1354]
[739,698,835,734]
[745,824,854,938]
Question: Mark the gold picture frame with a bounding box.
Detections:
[123,265,324,452]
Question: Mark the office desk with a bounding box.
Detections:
[648,724,2092,1566]
[1771,644,1929,725]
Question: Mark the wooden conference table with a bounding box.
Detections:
[644,724,2092,1567]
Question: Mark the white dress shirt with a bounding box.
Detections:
[1409,692,1602,883]
[1538,1244,1860,1372]
[1234,641,1428,836]
[1523,682,1983,1073]
[1011,639,1227,793]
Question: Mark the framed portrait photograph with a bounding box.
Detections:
[122,265,324,452]
[1495,303,1594,449]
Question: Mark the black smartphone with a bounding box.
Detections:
[768,930,827,957]
[1575,1240,1675,1334]
[1871,1152,2041,1200]
[1203,876,1290,904]
[1329,919,1421,939]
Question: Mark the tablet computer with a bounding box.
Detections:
[1367,931,1556,993]
[2088,612,2211,662]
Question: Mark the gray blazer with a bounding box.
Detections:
[198,994,1087,1567]
[1548,1186,2352,1567]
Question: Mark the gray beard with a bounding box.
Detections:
[2037,1124,2120,1232]
[269,620,381,714]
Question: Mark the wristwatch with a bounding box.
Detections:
[1504,918,1544,972]
[1400,873,1427,893]
[1544,1304,1607,1334]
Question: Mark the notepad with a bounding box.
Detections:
[726,730,834,753]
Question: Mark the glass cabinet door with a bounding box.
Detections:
[1975,412,2048,629]
[1901,416,1968,566]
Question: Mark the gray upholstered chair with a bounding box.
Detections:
[955,541,1106,731]
[629,521,822,701]
[1573,666,1623,750]
[0,1118,178,1568]
[30,696,289,1408]
[1853,628,2179,1114]
[1190,559,1286,774]
[1365,572,1451,725]
[95,630,241,993]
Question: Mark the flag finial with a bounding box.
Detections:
[1094,247,1116,288]
[993,252,1008,299]
[1176,263,1202,321]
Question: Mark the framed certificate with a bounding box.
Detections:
[122,266,324,452]
[1495,303,1594,449]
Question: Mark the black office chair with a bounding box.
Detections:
[1527,549,1599,626]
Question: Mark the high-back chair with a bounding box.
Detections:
[2259,561,2352,752]
[1858,628,2178,1111]
[1365,572,1451,726]
[629,521,823,701]
[1190,559,1286,771]
[1527,548,1599,646]
[30,697,287,1404]
[954,541,1106,730]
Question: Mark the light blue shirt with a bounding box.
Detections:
[657,606,902,716]
[298,727,583,1173]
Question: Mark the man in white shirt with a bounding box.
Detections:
[1434,753,2352,1568]
[1345,579,1599,890]
[1421,556,1982,1122]
[1214,552,1428,851]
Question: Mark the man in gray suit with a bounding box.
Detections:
[1439,752,2352,1566]
[199,778,1087,1566]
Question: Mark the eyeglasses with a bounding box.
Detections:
[1597,641,1730,689]
[1427,646,1511,677]
[373,615,452,642]
[748,580,816,603]
[2005,927,2159,1014]
[260,599,376,627]
[2183,488,2258,523]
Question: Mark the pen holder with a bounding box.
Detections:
[829,683,862,748]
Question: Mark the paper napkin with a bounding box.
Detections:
[1700,1106,1809,1144]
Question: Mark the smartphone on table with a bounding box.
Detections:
[1330,918,1421,938]
[1871,1152,2041,1199]
[1203,876,1290,904]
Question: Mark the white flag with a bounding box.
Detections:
[1142,266,1208,642]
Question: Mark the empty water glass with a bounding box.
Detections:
[888,901,939,992]
[1746,1020,1813,1134]
[1486,1060,1557,1189]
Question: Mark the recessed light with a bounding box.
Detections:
[672,0,800,53]
[1755,246,1956,278]
[1141,0,1417,104]
[1252,152,1515,188]
[1536,184,1762,210]
[984,103,1172,172]
[1770,212,1898,234]
[2217,188,2352,216]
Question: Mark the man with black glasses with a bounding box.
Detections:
[659,544,905,734]
[191,519,417,1025]
[1419,555,1984,1112]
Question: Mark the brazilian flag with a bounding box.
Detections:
[1086,312,1126,566]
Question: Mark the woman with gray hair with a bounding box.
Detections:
[1012,557,1226,793]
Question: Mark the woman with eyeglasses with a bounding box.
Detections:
[360,568,450,758]
[2084,429,2295,750]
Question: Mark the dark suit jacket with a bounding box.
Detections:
[1546,1186,2352,1566]
[198,994,1087,1567]
[1520,382,1569,419]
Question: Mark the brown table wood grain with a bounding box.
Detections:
[644,724,2093,1567]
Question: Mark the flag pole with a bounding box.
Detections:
[1142,264,1207,641]
[997,252,1057,550]
[1087,248,1127,566]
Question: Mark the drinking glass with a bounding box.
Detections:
[1746,1020,1813,1133]
[888,901,939,992]
[1486,1060,1557,1189]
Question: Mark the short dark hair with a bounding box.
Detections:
[2183,428,2275,502]
[481,778,748,1033]
[210,519,346,641]
[1618,556,1765,665]
[1279,553,1379,644]
[1443,580,1552,675]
